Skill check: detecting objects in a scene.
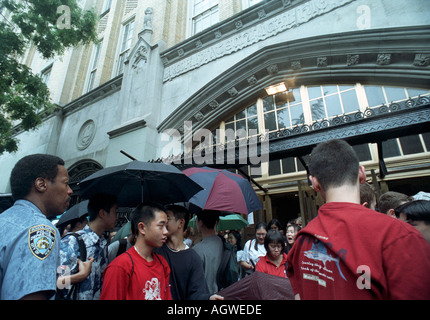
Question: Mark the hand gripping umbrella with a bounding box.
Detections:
[182,167,262,215]
[79,161,203,207]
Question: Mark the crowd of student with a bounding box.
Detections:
[1,139,430,300]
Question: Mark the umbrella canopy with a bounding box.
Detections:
[182,167,262,215]
[112,221,132,242]
[217,271,295,300]
[188,214,249,232]
[57,200,89,226]
[79,161,203,207]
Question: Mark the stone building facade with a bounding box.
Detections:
[1,0,429,226]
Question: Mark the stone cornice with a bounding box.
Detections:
[157,25,430,134]
[160,0,354,82]
[62,74,123,117]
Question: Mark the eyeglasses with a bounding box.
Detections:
[268,243,282,250]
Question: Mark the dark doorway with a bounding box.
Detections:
[270,192,301,231]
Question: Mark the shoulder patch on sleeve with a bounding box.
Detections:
[28,225,56,260]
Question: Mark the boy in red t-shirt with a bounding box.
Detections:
[287,139,430,300]
[100,203,172,300]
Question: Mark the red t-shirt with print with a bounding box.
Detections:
[287,202,430,300]
[101,247,172,300]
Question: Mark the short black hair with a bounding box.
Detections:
[196,209,220,229]
[131,202,166,236]
[264,229,285,252]
[10,154,65,200]
[395,200,430,223]
[87,193,118,221]
[166,204,190,231]
[309,139,359,191]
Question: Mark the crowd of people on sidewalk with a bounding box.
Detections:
[1,139,430,300]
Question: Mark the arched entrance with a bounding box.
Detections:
[67,160,103,207]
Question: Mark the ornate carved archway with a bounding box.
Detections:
[67,160,103,206]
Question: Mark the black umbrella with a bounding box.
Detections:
[217,271,295,300]
[57,200,89,226]
[78,161,203,207]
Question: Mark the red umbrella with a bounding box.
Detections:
[217,271,295,300]
[182,167,262,215]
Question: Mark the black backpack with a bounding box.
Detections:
[55,232,87,300]
[216,236,239,290]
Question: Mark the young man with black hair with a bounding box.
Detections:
[58,192,118,300]
[192,210,223,294]
[287,139,430,299]
[155,205,223,300]
[100,203,172,300]
[0,154,73,300]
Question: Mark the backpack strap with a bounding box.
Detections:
[125,252,134,278]
[117,238,128,257]
[63,232,87,264]
[58,232,87,300]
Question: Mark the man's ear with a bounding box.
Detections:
[387,208,396,218]
[358,165,367,184]
[178,218,185,231]
[138,221,146,235]
[309,175,321,192]
[34,177,47,193]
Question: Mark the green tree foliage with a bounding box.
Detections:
[0,0,98,154]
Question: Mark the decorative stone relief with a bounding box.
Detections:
[247,75,258,85]
[376,53,391,65]
[258,10,266,19]
[347,54,359,66]
[76,120,96,150]
[413,54,430,66]
[194,111,205,121]
[317,56,328,67]
[267,64,279,75]
[228,87,239,97]
[132,45,148,68]
[143,8,153,30]
[209,100,219,109]
[291,61,301,70]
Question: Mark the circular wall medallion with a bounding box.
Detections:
[76,120,96,150]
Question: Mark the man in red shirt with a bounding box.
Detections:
[286,139,430,299]
[100,203,171,300]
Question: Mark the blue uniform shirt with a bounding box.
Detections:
[0,200,60,300]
